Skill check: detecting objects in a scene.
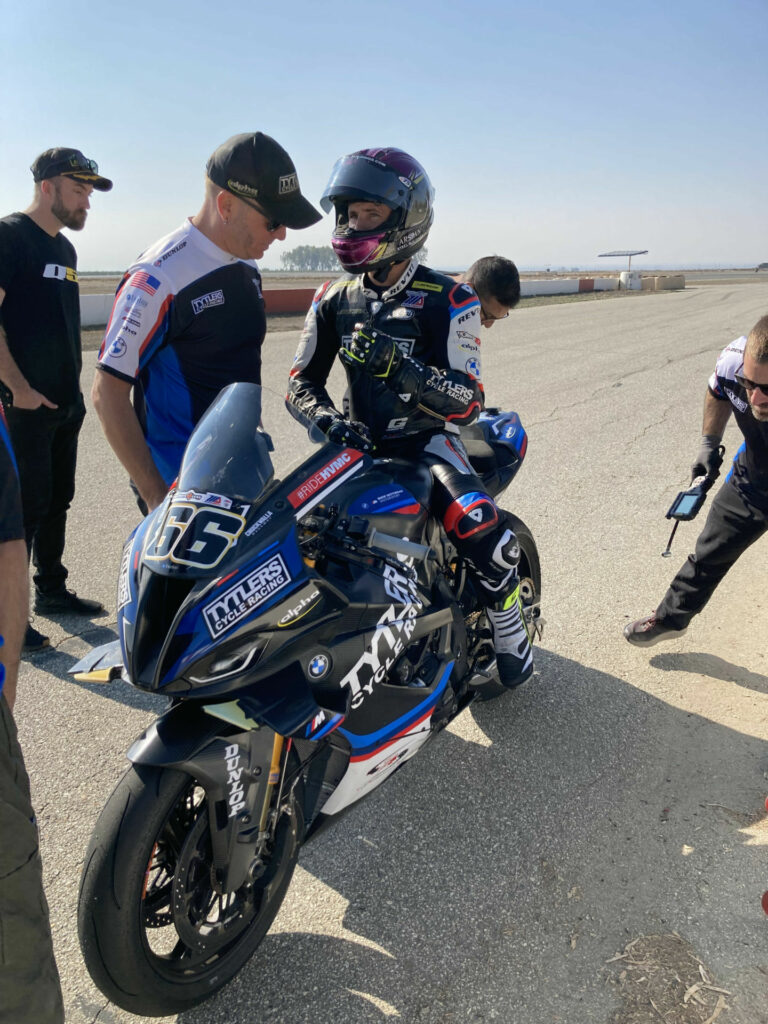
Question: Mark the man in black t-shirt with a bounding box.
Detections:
[0,148,112,650]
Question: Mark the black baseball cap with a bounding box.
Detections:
[206,132,321,230]
[31,148,113,192]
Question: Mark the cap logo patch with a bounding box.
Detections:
[228,178,259,198]
[279,173,298,194]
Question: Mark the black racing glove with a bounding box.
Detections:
[340,328,403,379]
[691,435,724,492]
[314,411,373,452]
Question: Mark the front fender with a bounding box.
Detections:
[128,700,282,892]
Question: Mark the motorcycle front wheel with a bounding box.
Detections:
[78,761,302,1017]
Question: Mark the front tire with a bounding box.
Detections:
[78,762,301,1017]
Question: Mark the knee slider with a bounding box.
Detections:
[491,527,521,573]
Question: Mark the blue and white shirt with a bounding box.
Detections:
[98,219,266,484]
[708,334,768,498]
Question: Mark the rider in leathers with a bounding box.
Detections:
[287,148,532,689]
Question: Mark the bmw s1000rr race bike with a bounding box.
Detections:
[72,382,542,1016]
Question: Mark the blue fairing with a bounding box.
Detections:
[338,661,453,755]
[117,513,156,664]
[159,532,308,685]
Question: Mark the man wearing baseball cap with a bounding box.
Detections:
[93,132,321,514]
[0,147,112,652]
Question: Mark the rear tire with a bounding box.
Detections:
[78,761,301,1016]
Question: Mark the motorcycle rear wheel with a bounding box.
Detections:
[78,761,302,1016]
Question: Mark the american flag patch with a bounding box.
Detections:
[130,271,161,295]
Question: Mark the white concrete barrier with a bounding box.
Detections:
[80,275,623,327]
[81,293,114,328]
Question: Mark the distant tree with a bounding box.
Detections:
[280,246,340,272]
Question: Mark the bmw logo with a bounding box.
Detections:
[308,654,330,679]
[109,338,127,358]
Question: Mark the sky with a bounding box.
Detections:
[1,0,766,273]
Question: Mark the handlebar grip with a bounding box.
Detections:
[367,528,435,563]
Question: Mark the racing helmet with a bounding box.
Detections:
[320,148,434,274]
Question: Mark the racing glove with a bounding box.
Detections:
[314,410,373,452]
[691,435,725,492]
[341,328,403,379]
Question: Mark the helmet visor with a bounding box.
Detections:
[320,154,414,214]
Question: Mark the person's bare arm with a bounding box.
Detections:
[0,538,28,711]
[701,387,732,438]
[91,370,169,511]
[0,286,57,410]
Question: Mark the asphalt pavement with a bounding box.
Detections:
[14,281,768,1023]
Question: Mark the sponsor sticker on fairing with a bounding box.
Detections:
[203,554,292,638]
[117,542,132,611]
[177,489,233,509]
[287,449,364,509]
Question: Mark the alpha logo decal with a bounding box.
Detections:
[203,554,292,638]
[389,307,414,320]
[278,589,321,628]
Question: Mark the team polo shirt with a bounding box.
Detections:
[97,219,266,484]
[708,334,768,499]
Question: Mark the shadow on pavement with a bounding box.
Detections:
[650,650,768,695]
[166,647,768,1024]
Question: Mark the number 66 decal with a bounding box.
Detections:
[146,502,245,569]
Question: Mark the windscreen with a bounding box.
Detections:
[176,382,274,503]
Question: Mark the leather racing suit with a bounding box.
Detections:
[287,258,533,688]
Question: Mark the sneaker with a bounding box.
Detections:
[34,589,105,616]
[623,614,687,647]
[23,622,51,652]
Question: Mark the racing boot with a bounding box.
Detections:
[485,584,533,689]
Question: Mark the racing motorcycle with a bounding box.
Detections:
[71,382,542,1017]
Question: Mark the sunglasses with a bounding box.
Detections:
[479,305,510,323]
[735,370,768,395]
[52,154,100,176]
[238,196,283,233]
